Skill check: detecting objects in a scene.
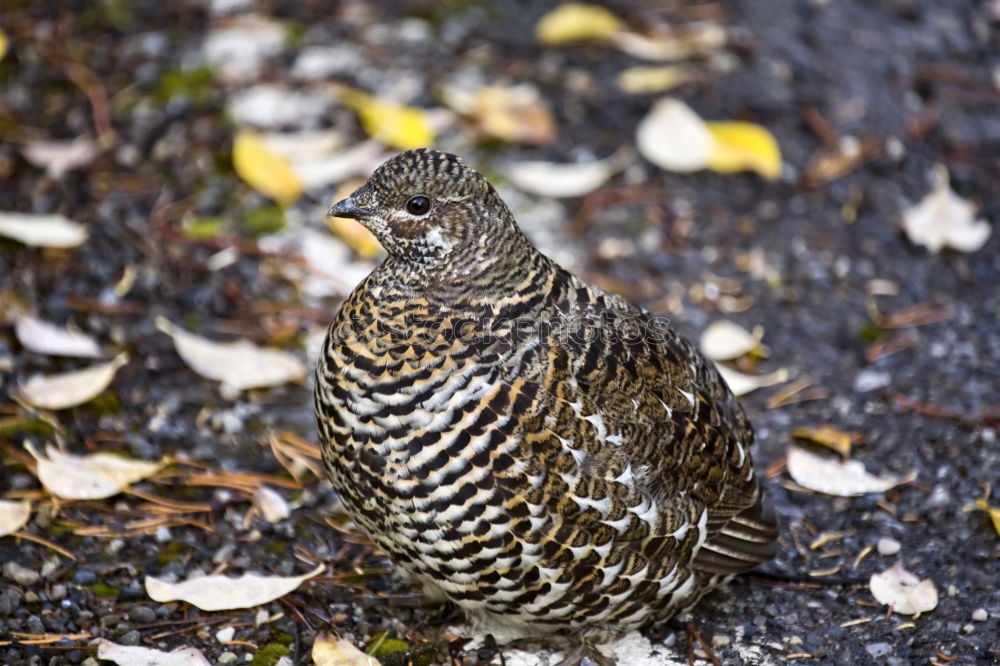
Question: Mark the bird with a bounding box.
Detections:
[315,149,778,650]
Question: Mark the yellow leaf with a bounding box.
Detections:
[617,65,694,94]
[792,425,859,459]
[0,29,8,61]
[232,130,303,204]
[471,86,556,146]
[706,121,782,179]
[325,216,382,259]
[965,486,1000,538]
[338,88,433,151]
[535,3,624,45]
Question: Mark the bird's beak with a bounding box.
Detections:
[327,196,372,220]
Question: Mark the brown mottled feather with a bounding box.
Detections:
[315,149,778,636]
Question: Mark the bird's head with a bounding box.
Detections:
[328,149,514,266]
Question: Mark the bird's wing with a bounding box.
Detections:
[493,274,777,574]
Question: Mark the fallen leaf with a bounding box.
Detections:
[204,14,286,83]
[792,425,859,459]
[27,443,163,500]
[803,135,882,187]
[287,140,389,190]
[787,445,905,496]
[902,165,991,252]
[616,64,694,94]
[964,485,1000,537]
[313,632,382,666]
[15,315,103,358]
[253,486,291,523]
[145,563,324,611]
[156,317,306,392]
[869,564,938,616]
[706,121,782,179]
[715,364,787,397]
[22,138,101,178]
[535,3,624,45]
[0,28,7,61]
[337,87,434,151]
[97,640,211,666]
[505,158,614,198]
[232,130,304,205]
[0,212,88,248]
[17,353,128,410]
[0,500,31,537]
[443,85,556,146]
[699,320,762,362]
[613,23,726,61]
[636,97,713,173]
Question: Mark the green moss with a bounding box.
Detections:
[155,66,216,106]
[249,642,291,666]
[88,582,120,598]
[182,217,226,240]
[859,321,888,343]
[156,541,186,567]
[243,205,286,236]
[264,541,287,555]
[368,632,409,657]
[0,418,55,440]
[87,390,122,415]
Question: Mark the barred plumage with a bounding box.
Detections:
[315,149,778,637]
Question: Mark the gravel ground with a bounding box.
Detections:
[1,1,998,665]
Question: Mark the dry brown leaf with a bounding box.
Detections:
[97,640,211,666]
[443,85,556,146]
[15,315,103,358]
[787,445,906,497]
[0,212,88,248]
[27,443,163,501]
[869,564,938,616]
[0,499,31,537]
[792,425,860,459]
[902,165,990,253]
[313,632,382,666]
[156,317,306,392]
[17,353,128,410]
[145,563,324,611]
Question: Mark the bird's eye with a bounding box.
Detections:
[405,196,431,216]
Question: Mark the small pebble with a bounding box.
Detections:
[962,624,975,634]
[711,634,731,648]
[218,652,238,664]
[72,570,97,585]
[971,608,988,622]
[877,537,901,555]
[216,626,236,643]
[3,561,41,586]
[50,584,67,601]
[120,629,142,646]
[129,606,157,624]
[865,642,892,658]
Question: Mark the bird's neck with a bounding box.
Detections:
[378,223,552,308]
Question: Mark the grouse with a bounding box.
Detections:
[315,149,778,640]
